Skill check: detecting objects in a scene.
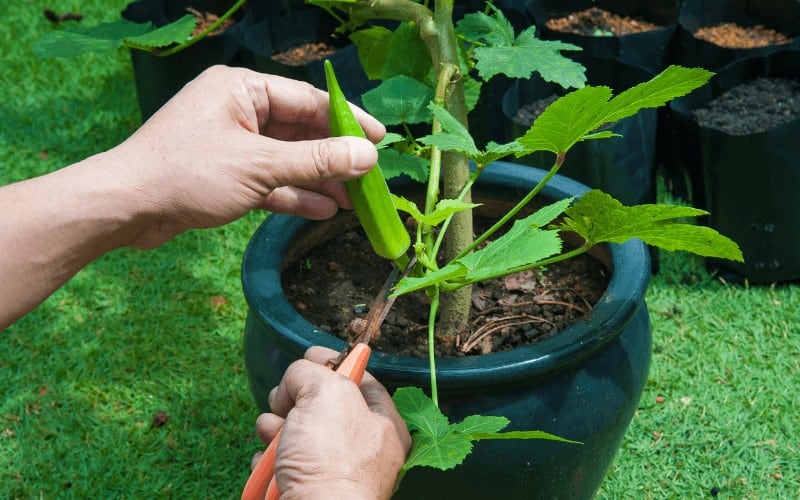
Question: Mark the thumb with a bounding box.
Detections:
[259,136,378,188]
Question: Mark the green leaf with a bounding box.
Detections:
[472,430,581,444]
[517,86,613,155]
[403,433,474,471]
[376,132,405,149]
[457,218,565,284]
[349,26,392,80]
[124,14,195,49]
[393,263,468,296]
[473,27,585,88]
[393,387,450,436]
[560,190,744,261]
[452,415,509,435]
[394,196,481,227]
[516,66,714,157]
[377,149,429,181]
[419,105,525,166]
[393,387,579,473]
[603,66,714,123]
[34,20,153,58]
[381,22,432,82]
[418,104,479,157]
[361,76,433,125]
[473,141,527,167]
[463,74,482,112]
[456,9,515,46]
[394,200,570,294]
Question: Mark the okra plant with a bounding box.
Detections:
[313,0,743,475]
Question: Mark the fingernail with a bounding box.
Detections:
[348,137,378,174]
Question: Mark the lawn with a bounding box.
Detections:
[1,1,798,498]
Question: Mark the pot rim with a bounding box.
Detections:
[242,161,651,388]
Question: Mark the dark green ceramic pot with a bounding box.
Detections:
[242,161,652,499]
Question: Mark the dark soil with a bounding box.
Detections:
[546,7,661,36]
[693,77,800,135]
[693,23,793,49]
[271,42,337,66]
[512,94,613,133]
[512,95,559,127]
[283,222,609,358]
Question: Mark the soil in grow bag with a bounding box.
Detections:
[693,22,793,49]
[546,6,662,36]
[526,0,678,73]
[692,77,800,135]
[270,42,338,66]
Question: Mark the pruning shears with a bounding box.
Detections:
[241,257,415,500]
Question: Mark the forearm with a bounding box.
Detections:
[0,149,150,329]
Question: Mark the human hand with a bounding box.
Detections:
[113,65,385,249]
[252,347,411,499]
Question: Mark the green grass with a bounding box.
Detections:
[1,1,798,498]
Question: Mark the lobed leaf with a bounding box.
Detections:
[124,14,196,49]
[452,415,509,435]
[473,27,585,88]
[380,22,432,82]
[403,433,474,472]
[517,86,612,155]
[516,66,714,157]
[560,190,744,261]
[376,149,429,181]
[349,26,392,80]
[361,75,433,125]
[394,196,481,227]
[472,430,581,444]
[34,20,153,58]
[603,66,714,123]
[393,387,578,473]
[393,387,450,436]
[418,104,479,156]
[456,9,515,46]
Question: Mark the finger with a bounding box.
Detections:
[250,451,264,472]
[268,359,331,417]
[253,136,378,188]
[255,413,285,445]
[360,373,413,452]
[261,184,350,220]
[304,345,340,364]
[259,73,385,142]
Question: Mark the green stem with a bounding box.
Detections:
[423,63,459,262]
[427,288,440,406]
[441,244,592,293]
[453,153,566,261]
[156,0,247,57]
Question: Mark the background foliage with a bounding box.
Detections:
[1,1,797,498]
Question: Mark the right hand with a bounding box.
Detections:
[115,65,386,250]
[252,347,412,499]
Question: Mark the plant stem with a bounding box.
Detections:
[454,153,567,261]
[156,0,247,57]
[427,288,441,406]
[429,0,473,338]
[423,63,459,262]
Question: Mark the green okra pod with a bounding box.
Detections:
[324,60,410,263]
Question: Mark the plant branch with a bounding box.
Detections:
[454,153,567,261]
